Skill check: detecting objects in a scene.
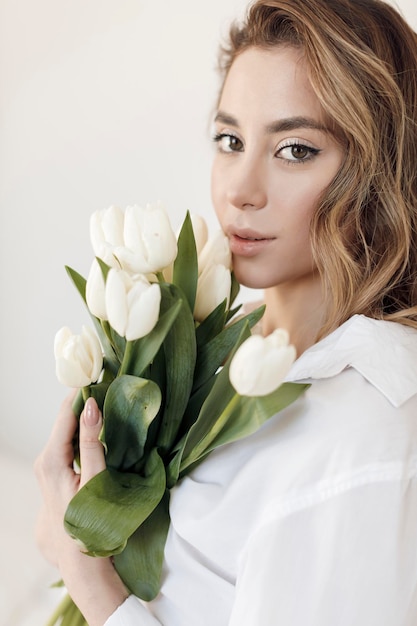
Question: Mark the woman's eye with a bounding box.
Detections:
[213,133,244,153]
[276,144,320,162]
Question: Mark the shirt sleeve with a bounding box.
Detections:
[103,595,162,626]
[229,473,417,626]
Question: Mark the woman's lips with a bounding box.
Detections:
[228,230,276,256]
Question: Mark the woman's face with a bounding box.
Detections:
[211,46,345,290]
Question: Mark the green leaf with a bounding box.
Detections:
[64,449,166,557]
[178,375,217,438]
[226,303,242,323]
[195,299,227,346]
[172,212,198,312]
[186,383,310,472]
[108,325,126,363]
[192,305,265,392]
[89,380,111,411]
[180,323,252,467]
[65,265,87,301]
[102,375,162,471]
[156,283,197,455]
[114,491,170,601]
[229,271,240,308]
[95,256,112,281]
[72,389,85,418]
[60,600,86,626]
[166,447,183,489]
[102,356,119,380]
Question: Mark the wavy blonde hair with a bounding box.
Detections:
[218,0,417,336]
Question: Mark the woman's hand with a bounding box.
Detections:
[35,393,106,565]
[34,394,130,626]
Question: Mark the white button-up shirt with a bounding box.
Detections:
[105,315,417,625]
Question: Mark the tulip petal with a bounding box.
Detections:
[54,326,72,358]
[194,264,231,322]
[90,205,124,258]
[198,230,231,275]
[113,246,149,275]
[126,283,161,341]
[123,204,178,274]
[259,345,297,394]
[56,357,92,387]
[82,326,104,382]
[101,205,125,245]
[54,325,103,388]
[229,331,296,396]
[229,335,266,396]
[190,213,208,256]
[86,259,107,320]
[141,208,178,272]
[106,269,130,337]
[123,205,148,262]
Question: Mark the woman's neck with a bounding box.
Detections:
[262,275,325,357]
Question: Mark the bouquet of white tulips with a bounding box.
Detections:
[48,203,308,626]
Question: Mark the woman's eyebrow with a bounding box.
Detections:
[265,116,330,134]
[214,110,330,134]
[214,111,239,126]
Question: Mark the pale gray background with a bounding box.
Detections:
[1,1,416,623]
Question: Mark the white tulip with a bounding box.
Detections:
[190,213,209,256]
[90,205,124,266]
[198,229,231,275]
[105,268,161,341]
[194,263,231,322]
[86,258,108,320]
[192,228,232,321]
[54,326,103,388]
[229,329,296,396]
[114,204,178,274]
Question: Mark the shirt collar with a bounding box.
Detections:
[285,314,417,408]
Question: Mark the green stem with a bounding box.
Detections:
[72,389,85,418]
[45,592,88,626]
[101,319,114,344]
[118,340,135,375]
[45,593,74,626]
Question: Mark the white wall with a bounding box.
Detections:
[1,0,416,463]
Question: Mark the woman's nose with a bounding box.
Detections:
[226,157,268,210]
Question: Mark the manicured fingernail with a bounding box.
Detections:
[84,398,100,427]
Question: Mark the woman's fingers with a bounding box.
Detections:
[79,397,106,487]
[34,394,106,567]
[34,392,78,487]
[45,391,79,469]
[34,392,80,564]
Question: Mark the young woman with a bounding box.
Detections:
[35,0,417,624]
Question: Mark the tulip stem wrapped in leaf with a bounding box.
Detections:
[50,205,308,626]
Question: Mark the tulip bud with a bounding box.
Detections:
[114,204,178,274]
[90,205,125,266]
[198,229,231,276]
[54,326,103,388]
[105,268,161,341]
[194,263,231,322]
[229,329,296,396]
[190,213,209,256]
[86,259,108,320]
